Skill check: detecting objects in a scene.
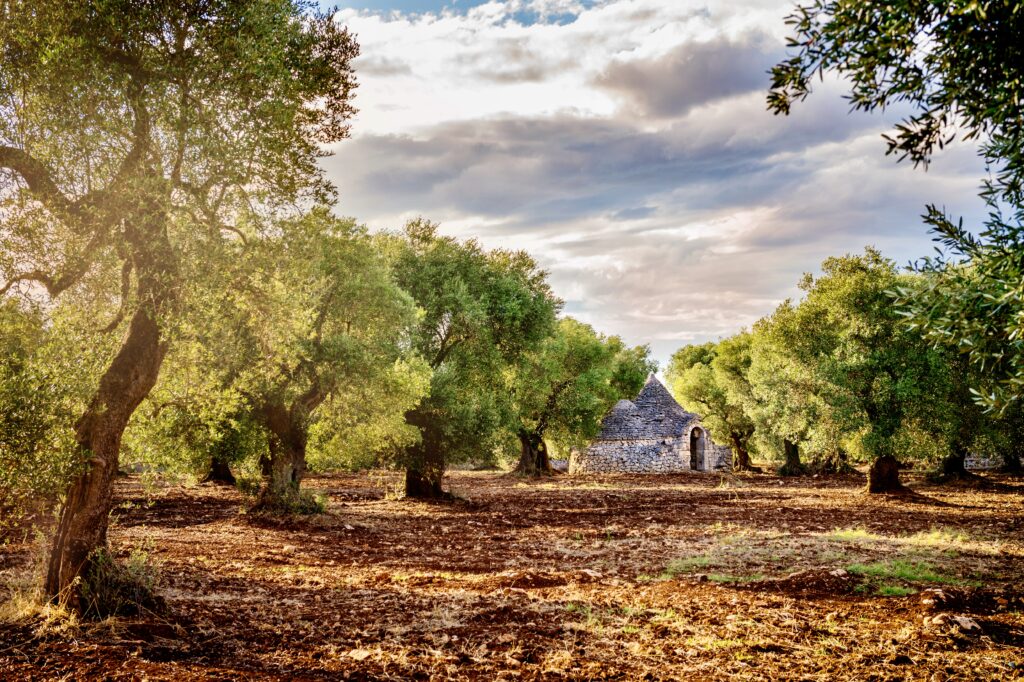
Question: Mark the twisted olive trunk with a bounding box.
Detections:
[730,432,759,472]
[867,455,904,493]
[257,403,310,509]
[45,196,175,611]
[514,429,554,477]
[404,441,449,499]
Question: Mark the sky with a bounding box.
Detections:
[323,0,988,367]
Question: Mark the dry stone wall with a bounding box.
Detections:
[571,438,691,474]
[705,444,732,471]
[573,375,734,475]
[571,437,733,474]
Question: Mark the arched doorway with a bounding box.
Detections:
[690,428,705,471]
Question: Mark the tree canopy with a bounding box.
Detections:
[390,220,561,497]
[509,317,655,476]
[0,0,360,609]
[769,0,1024,411]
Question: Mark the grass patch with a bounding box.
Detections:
[707,573,764,584]
[846,560,967,586]
[665,555,712,575]
[80,546,163,619]
[876,584,917,597]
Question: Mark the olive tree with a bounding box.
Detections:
[391,220,560,498]
[769,0,1024,411]
[0,0,358,610]
[509,318,654,476]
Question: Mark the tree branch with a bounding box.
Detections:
[0,146,75,218]
[97,259,134,333]
[0,229,107,298]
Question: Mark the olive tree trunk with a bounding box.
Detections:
[730,433,759,472]
[202,456,236,486]
[45,199,175,610]
[405,442,449,499]
[937,445,971,480]
[256,405,309,509]
[513,430,554,476]
[867,454,904,493]
[777,439,804,476]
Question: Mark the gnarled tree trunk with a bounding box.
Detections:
[45,307,167,610]
[45,195,174,613]
[514,430,554,476]
[777,439,804,476]
[202,456,236,485]
[257,404,309,509]
[730,433,760,472]
[405,441,449,499]
[867,454,904,493]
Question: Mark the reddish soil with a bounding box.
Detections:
[2,471,1023,680]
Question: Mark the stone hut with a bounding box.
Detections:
[571,375,732,474]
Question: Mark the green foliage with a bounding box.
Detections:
[308,357,431,472]
[509,317,655,454]
[0,0,363,593]
[747,250,958,466]
[80,547,162,619]
[672,249,989,472]
[130,208,426,485]
[769,0,1024,410]
[666,334,756,465]
[769,0,1023,200]
[0,301,115,539]
[392,220,561,475]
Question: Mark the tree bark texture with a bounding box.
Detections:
[777,439,804,476]
[45,193,174,612]
[257,404,309,509]
[867,454,904,493]
[514,430,554,476]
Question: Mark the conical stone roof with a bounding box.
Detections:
[595,375,698,440]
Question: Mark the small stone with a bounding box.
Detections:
[950,615,981,633]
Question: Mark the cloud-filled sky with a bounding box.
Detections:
[324,0,987,367]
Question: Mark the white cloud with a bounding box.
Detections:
[328,0,989,366]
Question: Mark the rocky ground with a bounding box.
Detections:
[2,469,1023,680]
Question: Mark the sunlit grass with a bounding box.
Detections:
[707,573,764,584]
[846,560,972,586]
[876,584,917,597]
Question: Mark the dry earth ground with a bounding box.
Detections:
[2,470,1023,680]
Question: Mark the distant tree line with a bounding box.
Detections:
[667,248,1024,492]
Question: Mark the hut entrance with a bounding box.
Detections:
[690,428,705,471]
